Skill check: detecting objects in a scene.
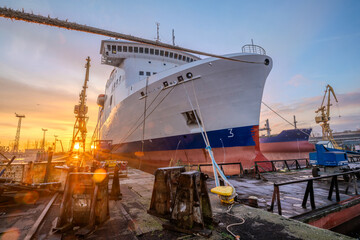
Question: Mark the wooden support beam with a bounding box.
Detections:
[270,185,282,215]
[24,193,58,240]
[328,176,341,202]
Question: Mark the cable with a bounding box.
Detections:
[261,101,310,136]
[0,7,266,65]
[119,85,167,144]
[120,85,176,144]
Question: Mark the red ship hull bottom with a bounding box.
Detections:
[260,141,315,160]
[110,145,268,175]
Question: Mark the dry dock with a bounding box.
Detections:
[1,161,358,240]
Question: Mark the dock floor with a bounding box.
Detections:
[0,167,357,239]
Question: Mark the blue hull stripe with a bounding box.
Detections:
[112,125,257,153]
[259,128,312,144]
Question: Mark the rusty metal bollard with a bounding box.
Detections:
[54,172,109,236]
[148,166,185,219]
[164,171,213,237]
[110,164,122,200]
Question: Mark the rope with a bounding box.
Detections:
[182,80,235,194]
[120,85,176,144]
[141,78,149,152]
[225,204,245,240]
[119,84,168,144]
[261,101,311,136]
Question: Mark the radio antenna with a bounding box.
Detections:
[155,22,160,42]
[172,29,175,46]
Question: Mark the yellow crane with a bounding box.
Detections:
[315,84,340,149]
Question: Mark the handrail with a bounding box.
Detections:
[275,169,360,186]
[269,169,360,215]
[242,44,266,55]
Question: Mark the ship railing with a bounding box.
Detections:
[242,44,266,55]
[255,158,310,176]
[188,162,245,178]
[186,158,310,179]
[269,169,360,216]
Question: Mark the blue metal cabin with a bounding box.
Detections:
[309,141,348,167]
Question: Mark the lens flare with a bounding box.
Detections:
[92,168,107,183]
[135,151,144,157]
[23,191,39,204]
[2,227,20,240]
[74,143,80,150]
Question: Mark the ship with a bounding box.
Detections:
[96,40,272,172]
[260,128,315,160]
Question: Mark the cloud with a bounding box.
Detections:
[260,90,360,134]
[0,76,99,149]
[287,74,311,87]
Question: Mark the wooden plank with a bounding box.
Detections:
[117,202,143,236]
[24,192,58,240]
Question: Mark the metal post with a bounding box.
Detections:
[41,128,48,150]
[44,148,53,183]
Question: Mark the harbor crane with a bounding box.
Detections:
[70,57,90,154]
[315,84,340,149]
[13,113,25,153]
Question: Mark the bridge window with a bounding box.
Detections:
[117,46,122,52]
[139,47,144,53]
[169,52,173,58]
[174,53,178,59]
[178,54,182,60]
[145,48,149,54]
[134,47,138,53]
[146,72,151,76]
[190,59,194,62]
[155,49,159,55]
[153,72,157,75]
[150,49,154,54]
[123,46,127,52]
[129,46,133,52]
[139,71,144,76]
[112,45,116,54]
[165,51,169,57]
[186,57,190,62]
[160,50,164,56]
[182,56,186,61]
[107,45,110,51]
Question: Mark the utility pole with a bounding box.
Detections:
[54,135,58,153]
[41,128,48,150]
[13,113,25,153]
[293,115,297,129]
[70,57,90,154]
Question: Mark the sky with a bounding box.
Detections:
[0,0,359,151]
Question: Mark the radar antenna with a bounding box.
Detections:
[155,22,160,42]
[172,29,175,46]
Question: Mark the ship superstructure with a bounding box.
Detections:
[98,40,272,172]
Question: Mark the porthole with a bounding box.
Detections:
[186,72,193,79]
[264,59,270,65]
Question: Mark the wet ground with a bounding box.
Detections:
[0,167,358,240]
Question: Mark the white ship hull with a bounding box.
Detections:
[99,52,272,173]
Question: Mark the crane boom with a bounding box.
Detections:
[315,84,339,149]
